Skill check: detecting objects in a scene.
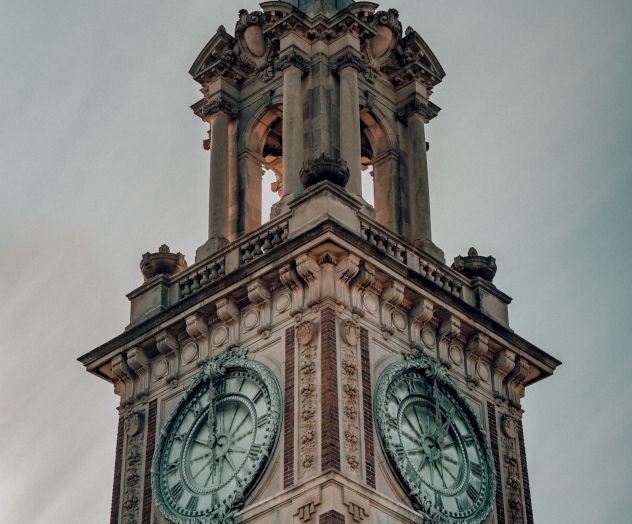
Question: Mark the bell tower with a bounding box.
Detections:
[80,2,560,524]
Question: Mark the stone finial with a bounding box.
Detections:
[300,153,350,189]
[452,247,497,282]
[140,245,187,281]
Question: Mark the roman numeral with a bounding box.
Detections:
[393,444,407,462]
[248,444,263,460]
[256,413,269,428]
[216,381,227,395]
[252,389,263,403]
[463,434,475,446]
[470,461,482,477]
[407,381,418,394]
[166,460,179,475]
[171,481,185,501]
[466,484,478,502]
[185,496,199,511]
[435,493,444,509]
[456,495,467,512]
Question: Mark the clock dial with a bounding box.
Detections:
[375,354,494,524]
[152,351,282,523]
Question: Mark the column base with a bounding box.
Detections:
[195,237,229,263]
[415,239,446,264]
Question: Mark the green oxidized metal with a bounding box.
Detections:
[286,0,355,16]
[374,353,496,524]
[151,349,282,524]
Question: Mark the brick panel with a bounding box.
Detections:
[110,414,124,524]
[320,509,346,524]
[518,420,534,524]
[321,307,340,472]
[487,402,505,524]
[360,327,375,488]
[142,400,158,524]
[284,327,296,488]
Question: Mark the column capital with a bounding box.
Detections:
[275,50,311,75]
[202,96,238,119]
[396,96,441,123]
[330,50,373,82]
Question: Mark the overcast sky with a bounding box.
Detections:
[1,0,631,522]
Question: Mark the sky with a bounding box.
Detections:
[1,0,631,522]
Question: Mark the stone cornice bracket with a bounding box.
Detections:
[409,298,435,351]
[156,329,181,387]
[464,333,489,389]
[216,297,241,349]
[296,254,321,309]
[438,315,462,367]
[279,263,305,317]
[275,50,311,75]
[492,349,516,401]
[202,96,239,119]
[335,253,361,310]
[126,347,151,402]
[185,313,209,341]
[504,355,530,407]
[247,279,272,338]
[350,261,375,317]
[380,280,405,339]
[330,51,374,82]
[396,97,441,124]
[111,353,136,408]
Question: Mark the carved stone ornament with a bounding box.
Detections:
[452,248,498,283]
[330,51,374,82]
[140,245,187,281]
[202,96,239,119]
[374,353,496,524]
[364,9,401,68]
[341,320,358,346]
[122,411,144,524]
[151,349,282,524]
[396,97,440,123]
[275,50,311,74]
[300,153,350,189]
[235,10,276,82]
[501,411,525,524]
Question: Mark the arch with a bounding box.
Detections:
[238,103,285,234]
[359,108,401,233]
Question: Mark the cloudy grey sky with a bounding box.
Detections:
[1,0,630,522]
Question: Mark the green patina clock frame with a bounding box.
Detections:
[374,353,496,524]
[151,349,282,524]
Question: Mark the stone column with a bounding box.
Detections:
[196,97,237,262]
[399,98,444,261]
[407,111,432,244]
[281,63,305,198]
[339,66,362,195]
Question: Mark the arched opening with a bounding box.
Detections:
[261,111,283,223]
[361,119,375,207]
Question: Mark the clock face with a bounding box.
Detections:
[152,351,282,523]
[375,354,495,524]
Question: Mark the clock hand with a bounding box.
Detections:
[207,384,218,471]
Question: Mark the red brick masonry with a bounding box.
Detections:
[284,327,296,488]
[321,307,340,472]
[518,420,534,524]
[110,415,124,524]
[360,327,375,488]
[487,402,505,524]
[320,509,346,523]
[142,400,157,524]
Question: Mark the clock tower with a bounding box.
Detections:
[80,2,560,523]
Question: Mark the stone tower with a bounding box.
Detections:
[79,2,560,524]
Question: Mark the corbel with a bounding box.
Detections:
[335,253,361,310]
[296,254,321,308]
[350,262,375,317]
[409,298,435,351]
[279,264,304,317]
[292,491,321,523]
[464,333,489,389]
[247,278,272,338]
[492,349,516,401]
[380,280,405,339]
[343,486,370,522]
[503,355,530,407]
[438,315,462,367]
[111,353,136,407]
[126,347,151,402]
[216,297,241,349]
[156,330,181,387]
[185,313,209,340]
